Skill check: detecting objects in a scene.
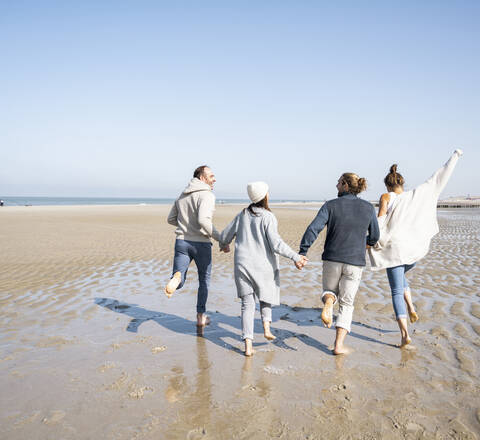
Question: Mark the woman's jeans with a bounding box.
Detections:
[172,239,212,314]
[386,263,416,319]
[241,293,272,341]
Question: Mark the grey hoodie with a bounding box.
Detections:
[167,178,220,243]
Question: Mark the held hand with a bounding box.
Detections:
[220,244,230,253]
[295,256,308,270]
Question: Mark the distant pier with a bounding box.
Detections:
[436,202,480,208]
[372,200,480,209]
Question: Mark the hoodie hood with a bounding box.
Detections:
[183,177,212,194]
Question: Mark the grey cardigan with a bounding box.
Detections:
[219,207,302,305]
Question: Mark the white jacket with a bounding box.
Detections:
[368,150,462,270]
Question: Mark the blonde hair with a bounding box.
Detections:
[341,173,367,195]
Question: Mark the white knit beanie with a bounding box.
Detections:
[247,181,269,203]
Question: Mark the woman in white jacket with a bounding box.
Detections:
[219,182,308,356]
[369,150,463,347]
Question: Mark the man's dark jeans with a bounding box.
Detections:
[172,239,212,313]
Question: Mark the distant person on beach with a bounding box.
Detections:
[165,165,221,328]
[299,173,380,355]
[219,182,308,356]
[369,149,463,347]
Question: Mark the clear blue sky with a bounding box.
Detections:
[1,1,478,200]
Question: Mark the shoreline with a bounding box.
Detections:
[2,201,480,210]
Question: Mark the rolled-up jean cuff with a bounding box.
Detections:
[322,291,337,305]
[335,322,351,333]
[397,314,407,319]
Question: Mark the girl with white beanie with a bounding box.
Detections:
[219,182,308,356]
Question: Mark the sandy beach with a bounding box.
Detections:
[1,204,479,439]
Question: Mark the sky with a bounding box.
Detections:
[1,1,478,201]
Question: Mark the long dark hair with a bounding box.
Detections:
[246,196,270,216]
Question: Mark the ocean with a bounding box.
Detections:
[0,196,177,206]
[0,196,319,207]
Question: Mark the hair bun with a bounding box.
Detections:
[384,164,404,188]
[357,177,367,192]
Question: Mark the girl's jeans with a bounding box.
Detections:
[240,293,272,341]
[386,263,416,319]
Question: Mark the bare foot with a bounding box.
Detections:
[400,336,412,347]
[321,295,334,328]
[196,314,211,327]
[404,290,419,323]
[400,341,416,350]
[165,271,181,298]
[263,321,276,341]
[333,345,352,355]
[264,331,276,341]
[244,339,255,357]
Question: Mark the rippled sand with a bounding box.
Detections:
[1,205,479,439]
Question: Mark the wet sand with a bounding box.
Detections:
[1,205,479,439]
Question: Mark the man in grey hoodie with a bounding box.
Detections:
[165,165,221,327]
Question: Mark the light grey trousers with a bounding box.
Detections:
[322,260,363,332]
[241,293,272,341]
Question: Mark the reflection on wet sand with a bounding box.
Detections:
[240,350,274,399]
[164,337,213,439]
